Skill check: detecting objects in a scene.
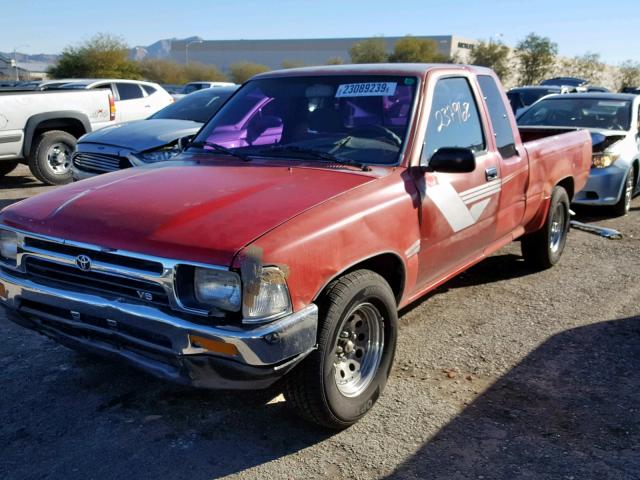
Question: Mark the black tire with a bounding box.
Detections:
[283,269,398,430]
[28,130,76,185]
[610,168,634,217]
[0,160,19,177]
[521,186,570,270]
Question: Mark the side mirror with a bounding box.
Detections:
[178,135,195,150]
[423,147,476,173]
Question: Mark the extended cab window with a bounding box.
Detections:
[478,75,517,157]
[423,77,485,162]
[116,83,144,101]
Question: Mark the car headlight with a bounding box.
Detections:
[193,267,241,312]
[0,228,18,267]
[139,145,181,163]
[243,267,292,323]
[592,153,619,168]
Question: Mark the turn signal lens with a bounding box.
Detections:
[592,154,619,168]
[243,267,292,323]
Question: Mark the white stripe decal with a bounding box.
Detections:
[427,180,502,232]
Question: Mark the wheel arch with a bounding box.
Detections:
[312,252,407,307]
[23,112,90,157]
[556,176,575,202]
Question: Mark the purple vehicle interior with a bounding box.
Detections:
[198,75,418,165]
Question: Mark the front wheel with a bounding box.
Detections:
[521,186,570,270]
[283,270,398,429]
[610,168,634,217]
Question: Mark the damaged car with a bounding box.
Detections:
[71,85,238,180]
[518,93,640,215]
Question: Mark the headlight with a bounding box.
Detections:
[243,267,291,323]
[139,145,181,163]
[0,228,18,266]
[592,153,619,168]
[193,267,241,312]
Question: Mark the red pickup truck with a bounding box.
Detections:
[0,64,591,429]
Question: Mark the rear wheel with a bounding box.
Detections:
[283,270,398,429]
[610,168,634,217]
[0,160,18,177]
[521,186,570,270]
[28,130,76,185]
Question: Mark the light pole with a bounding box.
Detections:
[13,44,30,81]
[185,40,203,66]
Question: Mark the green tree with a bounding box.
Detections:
[618,60,640,91]
[281,60,305,69]
[469,40,511,81]
[49,33,141,79]
[139,59,187,84]
[559,52,604,85]
[389,36,447,63]
[229,62,270,83]
[515,33,558,85]
[326,56,344,65]
[349,37,388,63]
[183,62,227,82]
[139,59,227,84]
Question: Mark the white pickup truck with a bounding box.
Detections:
[0,89,116,185]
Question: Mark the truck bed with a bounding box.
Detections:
[519,126,592,231]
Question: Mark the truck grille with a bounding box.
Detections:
[24,257,170,308]
[73,152,131,173]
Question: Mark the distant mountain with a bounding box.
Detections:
[0,51,59,72]
[129,36,203,61]
[1,36,202,71]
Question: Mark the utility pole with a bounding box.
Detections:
[13,44,30,82]
[185,39,203,66]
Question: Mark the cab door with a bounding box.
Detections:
[477,75,528,238]
[414,75,502,289]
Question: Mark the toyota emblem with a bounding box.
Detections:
[75,254,92,271]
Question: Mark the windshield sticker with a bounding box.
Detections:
[336,82,397,97]
[434,102,471,132]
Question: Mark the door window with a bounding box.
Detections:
[478,75,517,157]
[115,83,144,101]
[423,77,485,163]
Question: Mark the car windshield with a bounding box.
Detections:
[193,75,418,165]
[510,89,557,109]
[151,88,236,123]
[518,97,632,131]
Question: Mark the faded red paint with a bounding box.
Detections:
[0,64,592,314]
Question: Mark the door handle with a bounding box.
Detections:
[485,167,498,181]
[144,104,151,108]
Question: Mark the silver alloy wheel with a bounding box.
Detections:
[46,142,72,175]
[333,302,384,398]
[549,203,566,254]
[623,171,634,213]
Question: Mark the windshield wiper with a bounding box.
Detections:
[189,141,252,162]
[258,145,371,171]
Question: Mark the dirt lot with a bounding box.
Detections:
[1,165,639,480]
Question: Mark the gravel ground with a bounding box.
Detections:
[1,165,639,480]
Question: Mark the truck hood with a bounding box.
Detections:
[80,119,203,152]
[0,159,376,265]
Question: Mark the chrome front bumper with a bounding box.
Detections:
[0,268,318,390]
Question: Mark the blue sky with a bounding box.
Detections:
[3,0,639,63]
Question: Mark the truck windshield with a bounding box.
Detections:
[518,97,632,131]
[193,75,418,165]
